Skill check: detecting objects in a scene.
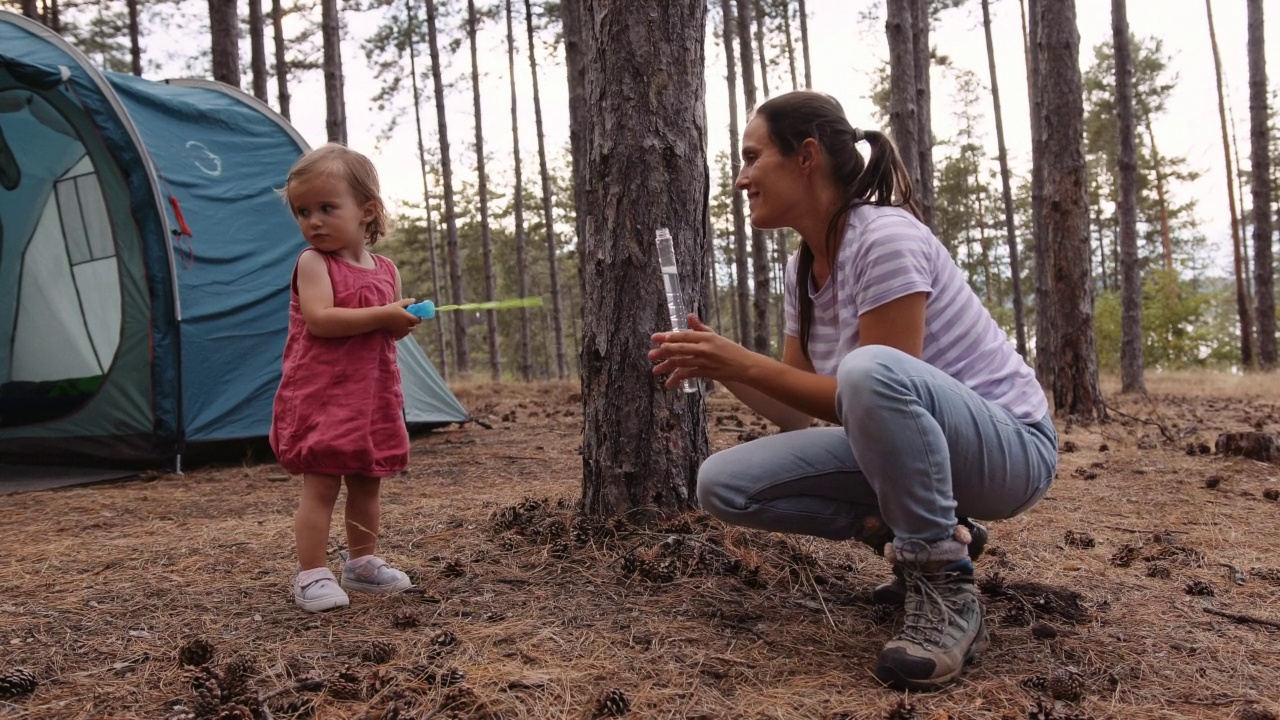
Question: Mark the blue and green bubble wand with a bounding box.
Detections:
[406,296,544,319]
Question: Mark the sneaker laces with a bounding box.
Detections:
[895,564,970,646]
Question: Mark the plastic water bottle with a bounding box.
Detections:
[655,228,697,394]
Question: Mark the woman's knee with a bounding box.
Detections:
[835,344,910,412]
[695,450,749,521]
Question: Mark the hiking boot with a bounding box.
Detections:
[340,555,412,595]
[871,519,988,607]
[293,569,350,613]
[874,553,988,690]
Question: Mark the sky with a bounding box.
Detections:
[271,0,1278,276]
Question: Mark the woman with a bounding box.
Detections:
[648,91,1057,690]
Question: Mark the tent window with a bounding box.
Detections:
[56,174,114,265]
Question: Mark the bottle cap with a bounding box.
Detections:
[406,300,436,319]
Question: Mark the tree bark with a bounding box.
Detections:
[1113,0,1144,394]
[271,0,290,119]
[575,0,710,517]
[248,0,269,101]
[720,0,751,347]
[912,0,934,228]
[20,0,39,21]
[886,0,921,206]
[467,0,500,381]
[1203,0,1254,368]
[321,0,345,143]
[797,0,811,88]
[736,0,771,355]
[208,0,241,88]
[782,0,798,90]
[981,0,1026,357]
[1040,0,1103,421]
[127,0,142,76]
[562,0,588,304]
[406,0,449,379]
[1028,0,1052,387]
[1141,116,1173,273]
[525,0,568,379]
[508,0,532,381]
[426,0,468,373]
[1246,0,1276,368]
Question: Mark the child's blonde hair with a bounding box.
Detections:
[283,143,390,244]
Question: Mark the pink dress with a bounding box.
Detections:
[270,249,409,477]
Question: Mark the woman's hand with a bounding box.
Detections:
[648,314,760,389]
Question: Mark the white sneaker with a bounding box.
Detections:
[340,555,412,595]
[293,569,350,612]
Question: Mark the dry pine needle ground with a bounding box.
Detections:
[1,375,1279,719]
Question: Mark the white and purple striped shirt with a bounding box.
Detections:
[784,204,1048,423]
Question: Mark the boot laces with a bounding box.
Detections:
[896,564,970,646]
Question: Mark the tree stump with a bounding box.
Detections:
[1214,432,1280,462]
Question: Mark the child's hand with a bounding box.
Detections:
[385,298,422,340]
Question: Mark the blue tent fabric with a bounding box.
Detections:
[0,11,467,469]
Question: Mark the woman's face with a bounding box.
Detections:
[735,115,804,230]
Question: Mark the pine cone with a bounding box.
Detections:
[435,667,467,687]
[1047,667,1086,702]
[215,704,255,720]
[591,688,630,718]
[441,558,467,578]
[432,629,458,649]
[190,667,224,716]
[884,697,916,720]
[392,609,422,630]
[327,676,364,701]
[219,655,259,705]
[1021,674,1049,693]
[1026,699,1055,720]
[267,695,316,719]
[1238,708,1279,720]
[1146,563,1171,579]
[360,640,398,665]
[439,685,479,712]
[1185,580,1215,596]
[178,637,215,667]
[365,667,398,694]
[0,668,38,699]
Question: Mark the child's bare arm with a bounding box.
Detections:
[296,251,420,338]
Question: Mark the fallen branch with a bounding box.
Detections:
[1103,402,1178,443]
[1218,562,1246,586]
[1203,607,1280,630]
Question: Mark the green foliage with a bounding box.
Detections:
[1094,270,1240,370]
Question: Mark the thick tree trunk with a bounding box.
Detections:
[208,0,241,88]
[912,0,934,228]
[562,0,588,304]
[248,0,268,101]
[467,0,500,381]
[271,0,290,119]
[406,0,449,378]
[981,0,1026,357]
[575,0,709,517]
[426,0,469,373]
[1207,1,1253,368]
[1040,0,1103,421]
[1113,0,1144,394]
[320,0,345,143]
[21,0,39,21]
[736,0,771,355]
[720,0,751,347]
[1246,0,1276,368]
[886,0,921,204]
[509,0,532,381]
[127,0,142,76]
[525,0,568,379]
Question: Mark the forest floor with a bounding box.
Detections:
[2,373,1280,720]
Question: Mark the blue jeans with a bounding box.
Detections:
[697,345,1058,552]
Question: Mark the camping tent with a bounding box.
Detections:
[0,11,468,469]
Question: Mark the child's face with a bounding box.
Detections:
[287,174,376,258]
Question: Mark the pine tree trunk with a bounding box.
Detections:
[782,0,798,90]
[1040,0,1103,420]
[886,0,920,191]
[508,0,533,381]
[407,0,449,379]
[1113,0,1144,394]
[1028,0,1053,387]
[736,0,771,355]
[321,0,345,143]
[426,0,469,374]
[1246,0,1276,368]
[562,0,588,296]
[981,0,1026,357]
[797,0,811,88]
[248,0,268,101]
[271,0,290,120]
[1210,0,1254,368]
[208,0,241,88]
[525,0,568,379]
[126,0,142,75]
[466,0,500,381]
[912,0,934,228]
[1141,117,1173,272]
[20,0,39,21]
[575,0,709,517]
[720,0,751,347]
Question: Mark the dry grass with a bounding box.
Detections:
[1,379,1278,720]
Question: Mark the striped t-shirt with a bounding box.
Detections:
[784,204,1048,423]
